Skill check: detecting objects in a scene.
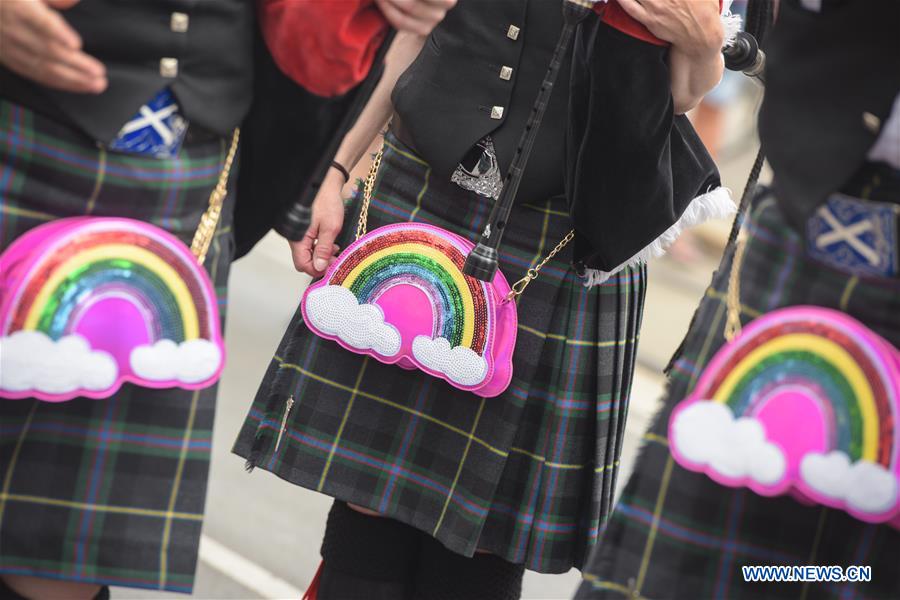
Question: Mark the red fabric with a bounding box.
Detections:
[258,0,389,97]
[595,0,723,47]
[301,561,324,600]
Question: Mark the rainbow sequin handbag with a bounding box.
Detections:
[301,150,573,398]
[668,238,900,528]
[0,131,239,402]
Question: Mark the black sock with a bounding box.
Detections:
[318,502,421,600]
[413,536,525,600]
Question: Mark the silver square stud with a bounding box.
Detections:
[171,12,189,33]
[160,57,179,78]
[499,66,513,81]
[490,106,505,120]
[863,111,881,133]
[507,25,520,40]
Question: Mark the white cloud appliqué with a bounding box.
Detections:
[412,336,488,387]
[671,401,786,486]
[130,338,222,383]
[0,330,117,394]
[304,285,401,357]
[800,451,898,516]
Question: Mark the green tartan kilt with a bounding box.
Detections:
[233,131,648,574]
[577,184,900,599]
[0,99,235,593]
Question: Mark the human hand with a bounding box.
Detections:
[618,0,724,57]
[374,0,457,36]
[289,169,346,277]
[0,0,107,93]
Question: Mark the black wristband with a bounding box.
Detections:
[330,160,351,184]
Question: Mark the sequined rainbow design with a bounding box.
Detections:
[301,222,516,397]
[0,217,224,402]
[669,306,900,528]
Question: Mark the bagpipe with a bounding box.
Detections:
[464,0,762,281]
[261,0,764,278]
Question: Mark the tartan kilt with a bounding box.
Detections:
[577,186,900,599]
[233,131,648,573]
[0,99,235,593]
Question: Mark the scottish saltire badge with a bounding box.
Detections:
[807,193,899,277]
[109,88,188,158]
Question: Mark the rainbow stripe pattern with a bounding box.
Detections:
[301,223,517,397]
[0,217,224,402]
[669,306,900,527]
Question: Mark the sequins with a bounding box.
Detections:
[330,226,492,354]
[703,316,895,467]
[42,261,183,342]
[11,228,213,339]
[351,254,466,348]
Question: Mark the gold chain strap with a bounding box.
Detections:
[355,148,383,240]
[356,144,574,297]
[723,233,748,342]
[507,229,575,300]
[190,128,240,265]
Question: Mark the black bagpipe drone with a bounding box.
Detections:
[272,0,773,280]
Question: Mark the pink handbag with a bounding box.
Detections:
[301,150,572,398]
[0,131,238,402]
[668,238,900,528]
[301,5,588,397]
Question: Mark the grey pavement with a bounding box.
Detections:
[112,90,763,600]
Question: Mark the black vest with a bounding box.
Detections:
[0,0,253,143]
[392,0,720,271]
[758,0,900,228]
[392,0,570,201]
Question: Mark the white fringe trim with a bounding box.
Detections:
[582,186,735,288]
[721,0,742,48]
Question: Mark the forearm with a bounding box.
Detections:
[333,32,426,171]
[669,45,724,115]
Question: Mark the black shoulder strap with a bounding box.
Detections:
[463,1,591,281]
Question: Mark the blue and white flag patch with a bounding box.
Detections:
[109,88,188,159]
[807,193,899,278]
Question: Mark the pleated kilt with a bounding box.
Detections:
[0,99,235,593]
[577,182,900,599]
[233,132,647,573]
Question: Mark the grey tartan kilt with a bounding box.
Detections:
[233,131,648,573]
[0,99,234,593]
[577,183,900,599]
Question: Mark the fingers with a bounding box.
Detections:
[3,37,106,93]
[312,225,339,274]
[45,0,83,10]
[293,177,346,276]
[377,0,456,36]
[40,51,108,93]
[19,0,83,50]
[290,232,340,277]
[1,0,106,93]
[55,43,106,79]
[617,0,651,26]
[290,228,317,274]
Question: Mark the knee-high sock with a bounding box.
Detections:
[413,536,526,600]
[318,502,421,600]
